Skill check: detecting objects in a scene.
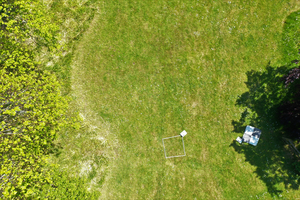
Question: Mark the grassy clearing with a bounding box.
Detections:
[49,0,300,199]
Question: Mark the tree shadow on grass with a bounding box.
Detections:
[230,63,300,197]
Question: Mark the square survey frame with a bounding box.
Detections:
[162,135,186,158]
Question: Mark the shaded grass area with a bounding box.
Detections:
[230,9,300,196]
[231,65,300,196]
[68,0,300,199]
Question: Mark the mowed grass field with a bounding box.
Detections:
[56,0,300,199]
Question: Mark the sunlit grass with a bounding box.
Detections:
[53,0,300,199]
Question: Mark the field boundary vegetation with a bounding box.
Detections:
[0,0,104,199]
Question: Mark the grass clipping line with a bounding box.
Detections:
[70,13,119,197]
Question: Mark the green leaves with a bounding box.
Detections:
[0,0,92,199]
[0,49,85,199]
[3,106,20,117]
[38,165,101,199]
[0,0,59,76]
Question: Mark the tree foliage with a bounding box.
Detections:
[282,66,300,87]
[278,66,300,139]
[0,67,81,199]
[0,0,60,76]
[0,0,60,50]
[38,165,101,200]
[0,0,91,199]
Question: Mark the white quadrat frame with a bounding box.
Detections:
[162,135,186,159]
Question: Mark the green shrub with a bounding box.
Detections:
[38,165,101,200]
[292,160,300,173]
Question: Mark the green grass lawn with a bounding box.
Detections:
[50,0,300,199]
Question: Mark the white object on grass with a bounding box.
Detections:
[242,125,262,146]
[243,125,254,143]
[245,125,255,134]
[236,136,243,144]
[180,130,187,137]
[162,130,187,159]
[249,136,259,146]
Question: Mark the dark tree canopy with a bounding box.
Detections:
[278,66,300,139]
[282,66,300,87]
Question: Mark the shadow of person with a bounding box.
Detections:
[231,63,300,197]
